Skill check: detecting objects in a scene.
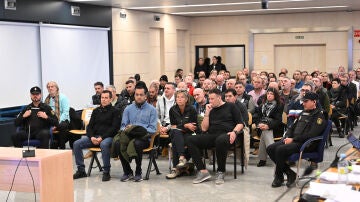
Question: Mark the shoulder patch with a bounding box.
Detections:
[51,110,55,115]
[316,118,323,125]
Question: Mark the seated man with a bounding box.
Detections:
[73,90,121,182]
[187,88,244,185]
[44,81,70,149]
[119,83,157,182]
[13,86,58,149]
[266,92,326,188]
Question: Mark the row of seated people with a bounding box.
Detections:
[12,65,357,186]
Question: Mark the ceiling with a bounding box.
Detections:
[67,0,360,17]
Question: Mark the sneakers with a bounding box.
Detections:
[102,172,111,182]
[73,170,87,179]
[176,158,187,169]
[120,173,134,182]
[83,151,93,159]
[134,174,143,182]
[193,171,211,184]
[215,172,225,185]
[166,168,180,179]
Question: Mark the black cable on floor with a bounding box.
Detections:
[24,158,37,202]
[5,158,37,202]
[6,158,23,202]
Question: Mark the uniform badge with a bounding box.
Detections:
[316,118,323,125]
[51,110,55,115]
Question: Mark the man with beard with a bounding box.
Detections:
[12,86,58,149]
[119,84,157,182]
[73,90,121,181]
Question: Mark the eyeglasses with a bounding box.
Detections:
[300,89,310,92]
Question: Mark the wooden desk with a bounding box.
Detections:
[0,147,74,202]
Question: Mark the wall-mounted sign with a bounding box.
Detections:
[354,30,360,38]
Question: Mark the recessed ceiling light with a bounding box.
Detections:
[127,0,313,10]
[171,6,348,15]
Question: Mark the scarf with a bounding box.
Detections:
[262,100,276,117]
[45,93,60,120]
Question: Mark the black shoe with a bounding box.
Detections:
[102,172,111,182]
[285,169,296,187]
[257,160,266,167]
[271,176,284,188]
[338,131,345,138]
[73,170,87,179]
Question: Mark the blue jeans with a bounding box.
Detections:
[73,136,113,173]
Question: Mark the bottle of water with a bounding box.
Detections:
[337,153,348,184]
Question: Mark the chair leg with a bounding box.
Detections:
[94,154,103,172]
[212,149,216,172]
[87,152,95,176]
[295,152,303,187]
[145,152,153,180]
[234,146,237,179]
[152,153,161,175]
[240,135,245,174]
[168,144,172,172]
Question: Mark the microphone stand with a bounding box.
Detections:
[22,122,35,158]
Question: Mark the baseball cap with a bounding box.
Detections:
[30,86,41,94]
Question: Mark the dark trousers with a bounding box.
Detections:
[12,129,50,149]
[170,129,191,166]
[52,120,70,149]
[119,139,149,175]
[187,133,232,172]
[266,141,301,177]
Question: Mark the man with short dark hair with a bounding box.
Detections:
[92,81,104,105]
[224,88,248,125]
[187,88,244,185]
[267,92,326,188]
[119,84,157,182]
[119,80,136,104]
[73,90,121,182]
[12,86,58,149]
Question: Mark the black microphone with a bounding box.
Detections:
[329,133,358,168]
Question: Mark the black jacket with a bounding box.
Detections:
[169,104,198,134]
[87,104,121,139]
[285,108,326,150]
[255,102,284,138]
[15,102,58,134]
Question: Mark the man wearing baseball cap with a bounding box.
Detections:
[12,86,58,148]
[266,92,327,188]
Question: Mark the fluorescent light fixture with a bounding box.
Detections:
[127,0,312,9]
[171,6,348,15]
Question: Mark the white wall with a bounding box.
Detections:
[112,9,190,91]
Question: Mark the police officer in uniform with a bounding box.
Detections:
[266,92,326,188]
[12,86,58,148]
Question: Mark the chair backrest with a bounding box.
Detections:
[282,112,287,125]
[247,112,252,126]
[149,122,161,148]
[143,122,161,152]
[81,108,94,129]
[316,120,332,162]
